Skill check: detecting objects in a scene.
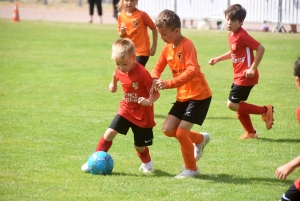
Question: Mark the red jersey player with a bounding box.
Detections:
[275,57,300,201]
[209,4,274,139]
[81,38,160,173]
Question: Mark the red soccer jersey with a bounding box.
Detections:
[151,37,211,102]
[115,62,155,128]
[229,27,260,86]
[118,9,156,57]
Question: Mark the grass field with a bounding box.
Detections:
[0,19,300,201]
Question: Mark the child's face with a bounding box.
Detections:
[114,55,135,73]
[157,26,179,44]
[225,15,243,32]
[123,0,138,12]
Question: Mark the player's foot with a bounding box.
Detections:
[174,168,200,179]
[139,161,154,173]
[239,131,258,139]
[262,105,274,130]
[194,132,211,161]
[81,162,89,172]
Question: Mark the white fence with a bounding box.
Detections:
[137,0,300,25]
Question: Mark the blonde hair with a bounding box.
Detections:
[116,0,138,12]
[111,38,136,61]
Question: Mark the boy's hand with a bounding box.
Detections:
[243,68,255,78]
[150,46,156,56]
[208,58,220,65]
[109,82,117,93]
[138,97,151,106]
[156,79,166,90]
[275,163,294,180]
[120,22,126,37]
[150,79,158,94]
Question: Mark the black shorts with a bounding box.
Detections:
[136,56,149,67]
[228,83,254,103]
[281,179,300,201]
[109,114,154,147]
[168,96,211,126]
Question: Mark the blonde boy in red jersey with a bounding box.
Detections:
[209,4,274,139]
[117,0,157,67]
[151,10,212,179]
[81,38,160,173]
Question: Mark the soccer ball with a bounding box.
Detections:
[87,151,114,175]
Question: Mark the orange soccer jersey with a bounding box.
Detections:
[152,37,211,102]
[118,9,156,57]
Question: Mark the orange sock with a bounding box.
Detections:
[239,101,266,114]
[136,146,151,163]
[189,130,203,144]
[237,112,255,133]
[164,129,177,138]
[95,136,112,152]
[176,127,197,171]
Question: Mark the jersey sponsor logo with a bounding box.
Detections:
[133,19,138,27]
[178,52,183,63]
[172,68,186,74]
[231,44,236,51]
[124,92,138,103]
[132,82,139,90]
[231,54,245,64]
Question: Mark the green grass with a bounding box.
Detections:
[0,19,300,201]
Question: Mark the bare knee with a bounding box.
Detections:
[135,146,145,153]
[227,100,239,111]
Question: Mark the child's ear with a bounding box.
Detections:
[240,20,244,26]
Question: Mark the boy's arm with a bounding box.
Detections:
[138,90,160,106]
[150,28,158,56]
[275,155,300,180]
[208,51,231,65]
[109,72,118,93]
[249,44,265,71]
[244,44,265,78]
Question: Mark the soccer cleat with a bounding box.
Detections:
[174,168,200,179]
[139,161,154,173]
[262,105,274,130]
[194,132,211,161]
[239,132,258,139]
[81,162,89,173]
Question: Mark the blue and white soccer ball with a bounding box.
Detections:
[87,151,114,175]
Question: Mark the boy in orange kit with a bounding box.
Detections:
[151,10,212,179]
[209,4,274,139]
[117,0,157,67]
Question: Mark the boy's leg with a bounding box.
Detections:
[132,126,154,172]
[176,127,197,171]
[95,128,117,151]
[280,178,300,201]
[136,146,151,163]
[237,112,258,139]
[239,101,274,130]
